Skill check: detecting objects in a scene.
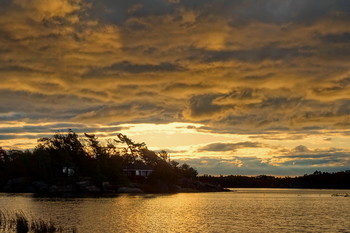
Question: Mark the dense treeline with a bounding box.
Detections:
[0,130,199,193]
[199,170,350,189]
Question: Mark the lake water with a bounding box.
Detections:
[1,189,349,232]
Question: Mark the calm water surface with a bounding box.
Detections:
[0,189,349,232]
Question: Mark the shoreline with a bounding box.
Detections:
[0,177,230,195]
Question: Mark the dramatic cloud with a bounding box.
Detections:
[1,0,350,174]
[271,145,350,168]
[198,142,263,152]
[177,144,350,175]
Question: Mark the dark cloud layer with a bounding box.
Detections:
[86,61,185,76]
[0,124,123,135]
[198,142,263,152]
[199,46,311,63]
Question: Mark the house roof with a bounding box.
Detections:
[124,163,152,170]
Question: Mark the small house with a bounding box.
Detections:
[123,164,153,178]
[62,166,75,176]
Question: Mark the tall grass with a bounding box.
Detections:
[0,210,76,233]
[15,212,29,233]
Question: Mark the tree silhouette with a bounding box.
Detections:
[0,147,7,162]
[115,133,146,164]
[0,130,202,193]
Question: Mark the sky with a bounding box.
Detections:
[1,0,350,176]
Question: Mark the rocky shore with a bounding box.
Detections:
[1,177,229,195]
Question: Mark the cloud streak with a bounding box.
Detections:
[198,142,263,152]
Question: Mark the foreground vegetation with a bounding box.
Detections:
[200,170,350,189]
[0,210,75,233]
[0,131,224,193]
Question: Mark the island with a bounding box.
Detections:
[0,131,227,194]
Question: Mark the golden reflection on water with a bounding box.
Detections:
[0,189,350,233]
[101,194,207,233]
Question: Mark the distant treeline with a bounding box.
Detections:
[0,130,198,193]
[199,170,350,189]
